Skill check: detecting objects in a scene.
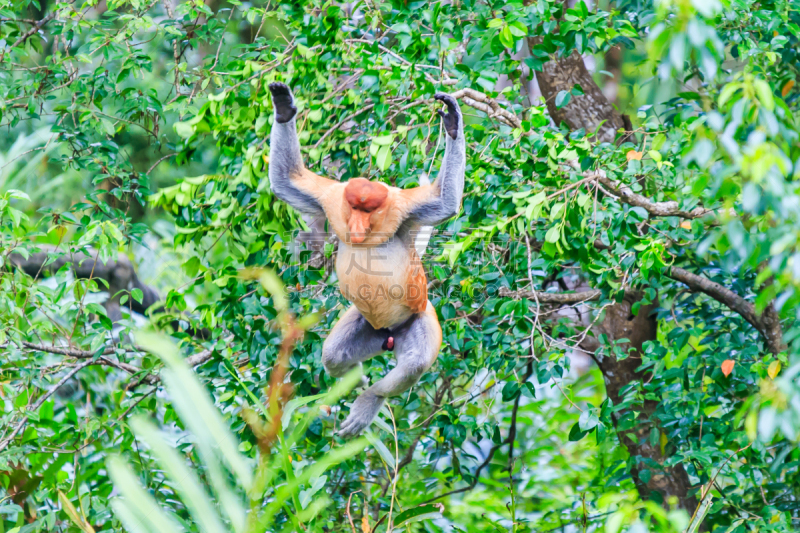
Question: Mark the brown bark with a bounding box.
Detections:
[498,286,600,304]
[523,0,627,144]
[9,246,160,321]
[535,49,627,143]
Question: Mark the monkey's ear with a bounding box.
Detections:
[269,82,298,124]
[434,93,460,140]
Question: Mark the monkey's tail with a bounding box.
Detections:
[414,173,434,258]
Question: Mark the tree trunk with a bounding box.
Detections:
[534,48,626,143]
[581,294,695,511]
[522,11,697,511]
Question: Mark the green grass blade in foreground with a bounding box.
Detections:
[159,365,247,531]
[365,431,396,470]
[254,437,368,532]
[137,332,254,490]
[286,368,362,447]
[107,456,184,533]
[130,416,227,533]
[281,392,326,430]
[391,504,444,531]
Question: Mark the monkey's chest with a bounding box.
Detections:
[336,242,427,330]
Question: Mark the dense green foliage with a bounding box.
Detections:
[2,0,800,531]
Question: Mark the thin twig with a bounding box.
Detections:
[346,491,361,533]
[0,360,93,452]
[146,152,177,175]
[0,10,58,63]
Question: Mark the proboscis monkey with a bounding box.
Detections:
[267,82,465,437]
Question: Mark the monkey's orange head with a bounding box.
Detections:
[343,178,389,244]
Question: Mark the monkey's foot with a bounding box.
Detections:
[338,392,385,438]
[268,82,297,124]
[434,93,460,140]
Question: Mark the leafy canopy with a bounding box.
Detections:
[1,0,800,532]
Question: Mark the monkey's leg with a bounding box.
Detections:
[322,306,387,380]
[338,303,441,438]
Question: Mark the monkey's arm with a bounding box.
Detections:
[404,94,466,225]
[267,82,339,217]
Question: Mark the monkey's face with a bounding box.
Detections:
[343,178,388,244]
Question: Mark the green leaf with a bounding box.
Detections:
[545,226,561,243]
[376,145,392,171]
[129,417,226,533]
[101,119,116,136]
[131,288,144,304]
[502,381,520,401]
[718,82,742,107]
[391,504,444,529]
[372,134,395,146]
[509,21,528,37]
[754,79,775,111]
[174,121,195,138]
[107,456,184,533]
[365,431,396,469]
[499,26,515,48]
[282,393,326,430]
[568,422,589,442]
[6,190,30,201]
[555,90,571,108]
[257,438,368,530]
[58,491,96,533]
[307,109,323,122]
[578,409,599,432]
[298,475,327,509]
[647,150,662,162]
[137,333,254,491]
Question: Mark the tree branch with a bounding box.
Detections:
[450,88,521,130]
[506,361,534,471]
[13,340,216,385]
[498,286,601,304]
[0,360,93,452]
[668,267,784,354]
[9,246,160,318]
[562,161,709,219]
[593,172,709,219]
[500,265,785,355]
[422,364,534,503]
[0,340,220,451]
[0,10,58,63]
[8,245,209,338]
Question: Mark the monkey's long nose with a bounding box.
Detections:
[348,212,370,243]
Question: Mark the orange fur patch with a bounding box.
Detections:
[405,248,428,314]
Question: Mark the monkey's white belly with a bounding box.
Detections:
[336,241,417,330]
